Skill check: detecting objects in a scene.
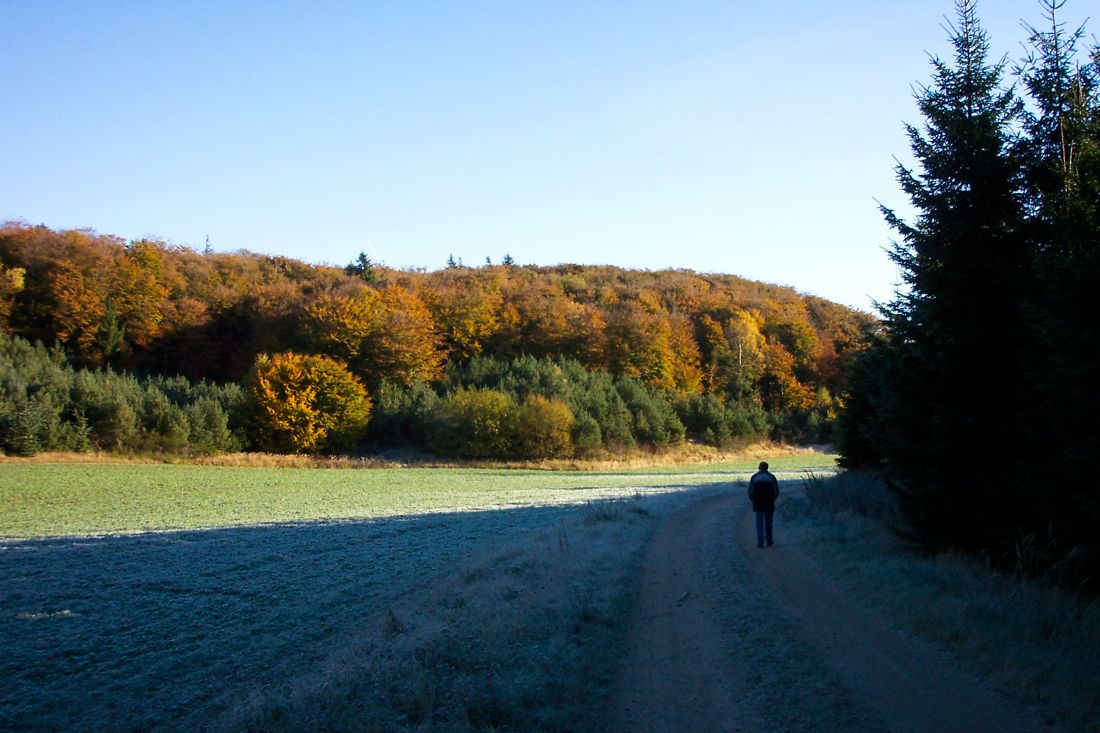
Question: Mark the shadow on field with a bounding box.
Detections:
[0,490,711,733]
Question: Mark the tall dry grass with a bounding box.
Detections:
[0,440,825,471]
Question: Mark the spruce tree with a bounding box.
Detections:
[1017,0,1100,576]
[860,0,1031,552]
[841,0,1100,586]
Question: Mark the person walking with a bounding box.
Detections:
[748,461,779,548]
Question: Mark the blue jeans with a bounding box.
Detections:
[755,510,774,546]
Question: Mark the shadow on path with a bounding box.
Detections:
[612,484,1053,733]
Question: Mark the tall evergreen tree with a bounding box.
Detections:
[847,0,1031,552]
[1017,0,1100,575]
[841,0,1100,587]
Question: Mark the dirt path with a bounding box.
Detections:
[611,487,1051,733]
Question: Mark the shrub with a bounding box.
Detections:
[802,471,897,521]
[516,394,575,458]
[0,332,244,456]
[185,397,240,454]
[561,362,635,451]
[674,393,772,447]
[141,388,191,453]
[430,387,519,458]
[245,352,371,454]
[674,393,732,445]
[72,373,143,451]
[3,400,49,456]
[724,399,770,440]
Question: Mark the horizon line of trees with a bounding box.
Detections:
[1,220,873,458]
[838,0,1099,592]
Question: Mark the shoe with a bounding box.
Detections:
[757,542,763,548]
[767,541,774,547]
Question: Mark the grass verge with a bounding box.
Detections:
[219,494,676,732]
[785,473,1100,733]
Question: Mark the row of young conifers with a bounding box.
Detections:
[0,332,777,458]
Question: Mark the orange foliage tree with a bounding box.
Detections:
[605,302,703,394]
[759,341,814,412]
[49,258,110,363]
[303,285,445,387]
[421,274,504,360]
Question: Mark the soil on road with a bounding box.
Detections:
[611,487,1052,733]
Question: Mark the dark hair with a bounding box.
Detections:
[759,461,769,470]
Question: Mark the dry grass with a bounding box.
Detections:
[0,440,827,471]
[218,493,686,732]
[0,451,405,469]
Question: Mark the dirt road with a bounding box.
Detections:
[611,487,1051,733]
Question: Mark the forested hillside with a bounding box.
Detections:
[0,222,872,458]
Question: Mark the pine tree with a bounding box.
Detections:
[345,252,379,284]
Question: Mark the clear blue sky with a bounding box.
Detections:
[1,0,1066,310]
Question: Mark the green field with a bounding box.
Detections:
[0,453,835,538]
[0,455,833,731]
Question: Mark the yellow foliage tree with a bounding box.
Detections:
[605,303,702,394]
[246,352,371,454]
[0,263,25,330]
[304,289,377,362]
[304,285,444,386]
[112,240,172,349]
[423,281,503,360]
[701,310,767,400]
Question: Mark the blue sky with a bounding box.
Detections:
[0,0,1067,310]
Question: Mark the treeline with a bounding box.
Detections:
[0,220,872,457]
[372,356,771,458]
[0,333,242,456]
[839,1,1099,591]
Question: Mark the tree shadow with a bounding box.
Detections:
[0,490,714,732]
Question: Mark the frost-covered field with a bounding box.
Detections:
[0,458,831,538]
[0,458,831,731]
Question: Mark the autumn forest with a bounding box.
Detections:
[0,221,872,458]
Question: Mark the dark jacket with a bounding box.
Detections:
[748,470,779,512]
